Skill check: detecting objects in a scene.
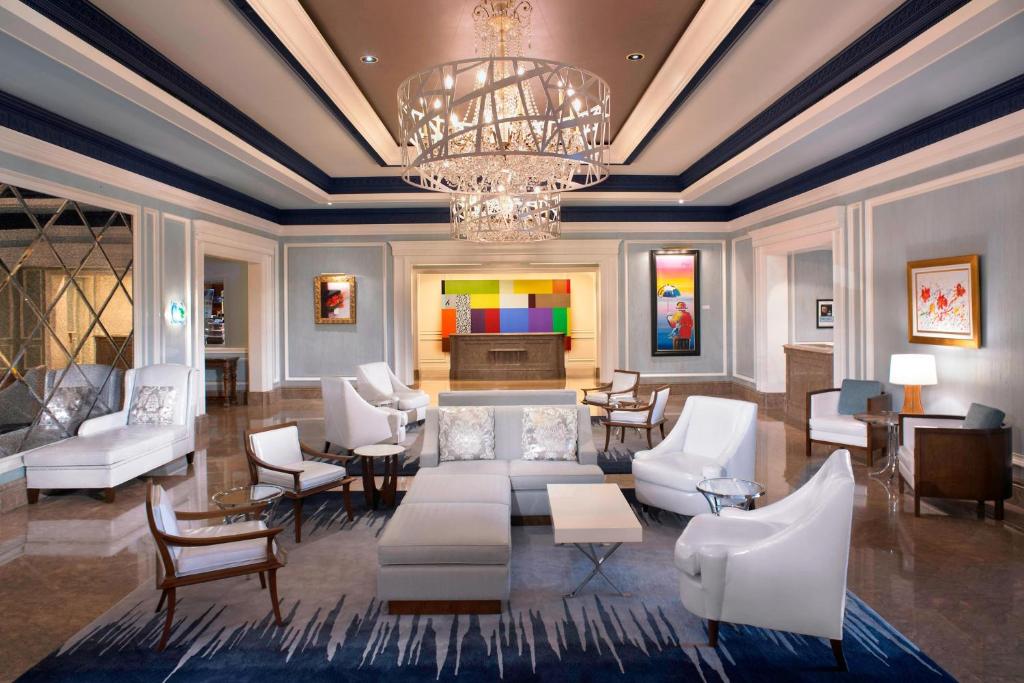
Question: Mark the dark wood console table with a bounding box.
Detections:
[449,333,565,381]
[205,356,239,407]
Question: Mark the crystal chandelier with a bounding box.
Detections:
[398,0,610,241]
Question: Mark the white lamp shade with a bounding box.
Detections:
[889,354,937,386]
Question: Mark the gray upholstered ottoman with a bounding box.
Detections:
[378,474,511,614]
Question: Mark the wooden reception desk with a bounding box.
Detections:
[449,333,566,381]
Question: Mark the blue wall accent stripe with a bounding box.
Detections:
[19,0,339,185]
[0,89,278,221]
[676,0,972,189]
[226,0,387,167]
[622,0,773,165]
[730,73,1024,218]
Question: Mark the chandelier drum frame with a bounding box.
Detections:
[449,191,561,243]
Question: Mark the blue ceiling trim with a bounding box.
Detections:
[226,0,387,167]
[0,89,278,221]
[622,0,773,165]
[678,0,972,189]
[730,73,1024,218]
[19,0,336,187]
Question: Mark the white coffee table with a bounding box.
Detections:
[547,483,643,598]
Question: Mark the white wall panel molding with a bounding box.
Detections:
[282,241,388,382]
[612,0,755,163]
[0,0,328,204]
[623,239,728,378]
[683,0,1023,202]
[730,235,754,383]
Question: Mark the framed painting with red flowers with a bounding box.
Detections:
[906,254,980,347]
[314,273,356,324]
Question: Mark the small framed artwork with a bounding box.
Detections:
[314,273,356,324]
[816,299,834,329]
[906,254,980,347]
[650,249,701,356]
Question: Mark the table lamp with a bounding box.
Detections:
[889,354,937,414]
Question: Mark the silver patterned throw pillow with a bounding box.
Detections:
[39,386,92,427]
[128,386,177,425]
[439,406,495,462]
[521,406,578,461]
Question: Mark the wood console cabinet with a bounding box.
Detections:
[449,333,565,381]
[784,344,834,424]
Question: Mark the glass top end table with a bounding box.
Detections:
[212,484,285,523]
[697,478,766,515]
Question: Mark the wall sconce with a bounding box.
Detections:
[168,300,187,326]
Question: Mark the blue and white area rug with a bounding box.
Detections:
[19,493,952,681]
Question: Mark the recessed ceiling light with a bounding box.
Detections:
[327,201,334,206]
[360,55,379,64]
[626,52,645,62]
[677,198,686,204]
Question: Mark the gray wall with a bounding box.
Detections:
[624,241,725,376]
[790,249,833,343]
[204,257,248,348]
[733,239,754,379]
[285,243,387,379]
[872,166,1022,453]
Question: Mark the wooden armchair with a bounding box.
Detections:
[582,369,641,408]
[145,482,286,651]
[806,387,891,465]
[897,413,1012,519]
[244,422,357,542]
[602,385,671,449]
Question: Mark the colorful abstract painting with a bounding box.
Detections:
[441,279,571,351]
[907,254,980,347]
[650,250,700,356]
[313,273,356,324]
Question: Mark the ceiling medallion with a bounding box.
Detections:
[398,0,610,242]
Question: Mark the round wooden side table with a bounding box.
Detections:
[353,444,404,510]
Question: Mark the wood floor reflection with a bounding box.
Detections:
[0,390,1020,681]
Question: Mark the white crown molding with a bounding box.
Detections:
[0,127,281,236]
[0,0,329,204]
[727,108,1024,233]
[245,0,403,166]
[279,220,732,238]
[611,0,755,163]
[683,0,1022,202]
[389,238,621,258]
[730,234,751,381]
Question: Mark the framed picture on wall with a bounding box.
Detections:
[314,273,356,324]
[906,254,980,347]
[816,299,834,328]
[650,250,700,356]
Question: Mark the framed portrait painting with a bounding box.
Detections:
[816,299,834,329]
[906,254,980,347]
[314,273,356,324]
[650,250,700,356]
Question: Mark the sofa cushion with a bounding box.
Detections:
[608,409,648,424]
[963,403,1005,430]
[507,460,604,490]
[521,406,577,461]
[674,516,783,576]
[439,406,495,462]
[417,460,511,477]
[808,414,866,438]
[128,385,177,425]
[259,460,347,491]
[404,473,510,506]
[21,425,182,467]
[176,520,274,576]
[396,390,430,411]
[836,379,882,415]
[378,502,510,566]
[39,386,92,427]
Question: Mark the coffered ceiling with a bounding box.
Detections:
[0,0,1020,220]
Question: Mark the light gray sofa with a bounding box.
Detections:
[436,389,577,406]
[418,402,603,516]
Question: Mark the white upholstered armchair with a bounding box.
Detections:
[673,450,855,670]
[322,376,407,453]
[632,396,757,516]
[806,380,890,465]
[581,369,640,408]
[355,362,429,422]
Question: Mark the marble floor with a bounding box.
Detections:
[0,387,1021,681]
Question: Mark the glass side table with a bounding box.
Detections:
[212,484,285,524]
[697,478,766,515]
[854,411,900,480]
